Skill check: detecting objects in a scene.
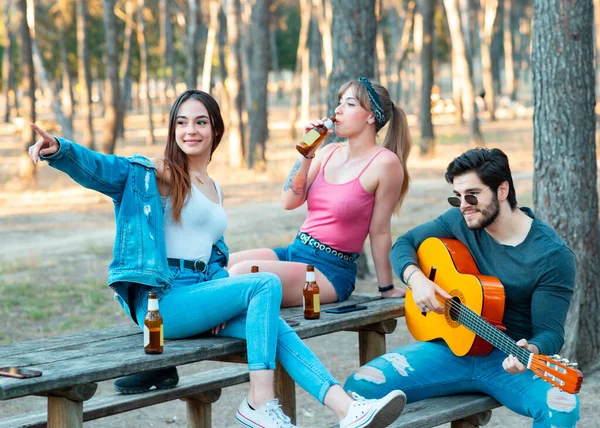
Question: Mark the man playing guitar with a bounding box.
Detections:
[344,148,580,427]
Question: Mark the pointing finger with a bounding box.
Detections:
[30,123,51,140]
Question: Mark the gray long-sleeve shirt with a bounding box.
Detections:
[390,207,575,355]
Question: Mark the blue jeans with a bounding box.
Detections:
[127,267,339,403]
[344,341,579,427]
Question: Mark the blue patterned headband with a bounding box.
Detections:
[358,77,387,131]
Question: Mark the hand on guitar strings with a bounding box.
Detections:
[410,270,452,315]
[502,338,539,374]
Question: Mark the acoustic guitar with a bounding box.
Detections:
[405,237,583,394]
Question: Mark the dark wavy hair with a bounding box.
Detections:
[445,148,517,210]
[163,90,225,222]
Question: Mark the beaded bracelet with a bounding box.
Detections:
[377,284,395,292]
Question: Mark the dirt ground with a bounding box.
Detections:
[0,108,598,427]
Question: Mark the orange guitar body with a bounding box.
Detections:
[405,237,506,357]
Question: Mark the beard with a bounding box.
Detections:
[464,196,500,230]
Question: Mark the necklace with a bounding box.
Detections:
[191,171,209,185]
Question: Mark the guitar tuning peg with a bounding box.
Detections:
[560,358,569,364]
[552,354,561,360]
[569,362,578,368]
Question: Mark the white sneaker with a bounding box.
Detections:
[236,397,297,428]
[340,390,406,428]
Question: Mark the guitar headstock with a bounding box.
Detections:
[530,354,583,394]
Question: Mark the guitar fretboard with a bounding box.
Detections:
[447,299,531,366]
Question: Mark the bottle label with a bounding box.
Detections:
[160,325,164,346]
[313,294,320,313]
[324,118,334,129]
[144,325,149,347]
[306,272,316,282]
[148,299,159,311]
[302,129,321,145]
[303,295,306,311]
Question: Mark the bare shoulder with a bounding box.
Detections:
[373,148,403,172]
[319,142,343,157]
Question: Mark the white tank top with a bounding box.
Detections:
[163,180,227,262]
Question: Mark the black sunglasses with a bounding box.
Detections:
[447,187,490,207]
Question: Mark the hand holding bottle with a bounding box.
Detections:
[296,115,336,158]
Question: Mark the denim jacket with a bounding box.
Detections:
[42,138,230,291]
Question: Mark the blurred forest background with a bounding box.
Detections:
[0,0,598,375]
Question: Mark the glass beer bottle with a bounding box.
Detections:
[303,265,320,320]
[144,291,163,354]
[296,115,336,158]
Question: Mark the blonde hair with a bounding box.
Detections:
[337,80,412,212]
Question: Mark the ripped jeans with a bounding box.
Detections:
[344,341,579,427]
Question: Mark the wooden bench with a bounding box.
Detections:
[389,394,501,428]
[0,293,402,428]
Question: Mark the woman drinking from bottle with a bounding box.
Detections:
[228,77,411,307]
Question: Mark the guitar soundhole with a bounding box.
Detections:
[448,296,462,322]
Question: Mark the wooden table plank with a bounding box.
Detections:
[0,295,404,401]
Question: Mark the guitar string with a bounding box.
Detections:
[441,298,531,364]
[424,293,574,389]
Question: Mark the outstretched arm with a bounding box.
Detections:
[29,123,131,201]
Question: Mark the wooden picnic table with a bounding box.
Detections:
[0,293,404,427]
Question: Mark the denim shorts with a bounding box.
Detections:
[273,235,358,302]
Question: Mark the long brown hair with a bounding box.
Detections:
[163,90,225,223]
[337,80,412,213]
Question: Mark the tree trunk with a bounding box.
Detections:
[247,0,269,168]
[225,0,245,167]
[595,0,600,99]
[57,3,74,135]
[511,0,522,100]
[479,0,498,120]
[418,0,435,157]
[118,0,135,139]
[160,0,175,101]
[16,0,36,182]
[313,0,332,78]
[27,0,73,140]
[101,0,121,154]
[327,0,377,131]
[187,0,199,88]
[201,0,220,92]
[288,0,312,138]
[137,0,155,146]
[503,0,515,99]
[392,0,415,103]
[444,0,483,146]
[532,0,599,373]
[269,13,283,103]
[76,0,94,149]
[375,0,388,88]
[2,0,14,123]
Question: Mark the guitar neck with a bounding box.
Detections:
[452,301,531,366]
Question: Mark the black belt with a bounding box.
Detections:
[167,258,207,273]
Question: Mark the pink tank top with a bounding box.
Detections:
[300,146,385,254]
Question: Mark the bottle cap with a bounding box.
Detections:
[324,117,335,129]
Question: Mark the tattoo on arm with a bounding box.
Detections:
[283,160,307,196]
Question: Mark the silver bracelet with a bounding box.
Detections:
[403,268,420,287]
